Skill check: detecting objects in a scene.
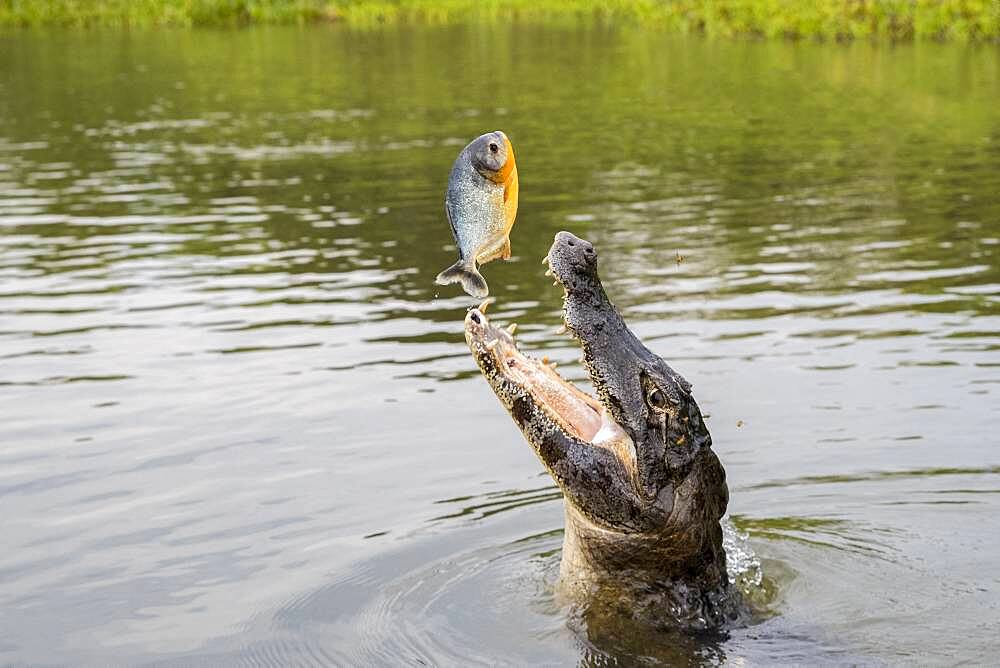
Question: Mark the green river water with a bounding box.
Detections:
[1,25,999,665]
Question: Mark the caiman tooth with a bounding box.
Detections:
[548,361,558,369]
[544,268,553,277]
[485,339,498,351]
[541,254,550,265]
[555,325,567,335]
[478,297,496,313]
[506,323,518,335]
[553,280,560,287]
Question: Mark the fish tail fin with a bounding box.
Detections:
[435,259,489,298]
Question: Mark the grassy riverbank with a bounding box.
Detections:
[1,0,998,40]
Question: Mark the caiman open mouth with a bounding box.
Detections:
[464,289,636,470]
[463,231,733,588]
[463,230,724,535]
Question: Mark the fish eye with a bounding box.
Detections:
[647,388,669,411]
[489,142,499,153]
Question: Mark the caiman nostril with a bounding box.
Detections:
[469,311,481,324]
[567,239,575,246]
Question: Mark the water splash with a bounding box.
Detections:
[723,518,764,592]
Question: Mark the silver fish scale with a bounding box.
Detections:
[446,151,505,262]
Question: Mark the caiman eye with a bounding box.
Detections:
[647,388,669,412]
[489,142,499,153]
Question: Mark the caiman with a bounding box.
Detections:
[464,231,748,631]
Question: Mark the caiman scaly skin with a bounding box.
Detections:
[464,232,748,631]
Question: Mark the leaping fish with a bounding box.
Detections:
[435,130,519,298]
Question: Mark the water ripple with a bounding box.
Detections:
[1,26,998,667]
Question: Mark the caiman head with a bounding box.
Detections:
[465,232,731,590]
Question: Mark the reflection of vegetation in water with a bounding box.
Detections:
[430,484,563,522]
[3,0,999,41]
[743,465,1000,490]
[3,25,996,342]
[726,514,906,616]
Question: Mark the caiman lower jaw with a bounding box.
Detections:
[463,300,635,463]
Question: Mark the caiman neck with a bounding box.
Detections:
[557,450,736,628]
[559,503,738,630]
[560,504,729,590]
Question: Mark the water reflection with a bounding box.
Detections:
[0,24,998,666]
[431,484,564,521]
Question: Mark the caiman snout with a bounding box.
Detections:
[546,231,599,293]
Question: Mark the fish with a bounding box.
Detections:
[435,130,519,298]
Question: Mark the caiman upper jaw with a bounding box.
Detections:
[544,231,600,296]
[543,231,715,501]
[543,232,670,492]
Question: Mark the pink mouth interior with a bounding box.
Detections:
[465,309,632,454]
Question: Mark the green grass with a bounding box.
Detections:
[1,0,998,40]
